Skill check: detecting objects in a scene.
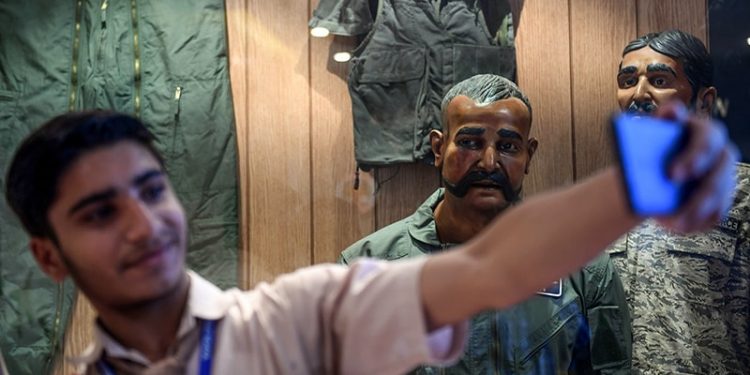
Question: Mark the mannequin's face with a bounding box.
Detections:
[432,96,537,213]
[617,46,693,114]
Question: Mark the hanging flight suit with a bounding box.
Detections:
[310,0,516,169]
[0,1,239,373]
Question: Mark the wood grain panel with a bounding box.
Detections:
[636,0,707,42]
[309,30,376,263]
[375,164,440,229]
[56,294,96,374]
[236,0,313,286]
[515,0,575,195]
[225,0,252,288]
[570,0,637,179]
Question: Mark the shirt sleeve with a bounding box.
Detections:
[271,258,468,374]
[309,0,374,36]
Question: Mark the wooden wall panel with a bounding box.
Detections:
[235,0,313,286]
[636,0,707,42]
[56,294,95,374]
[515,0,575,195]
[225,0,252,289]
[52,1,710,373]
[310,30,376,260]
[570,0,637,179]
[375,164,440,229]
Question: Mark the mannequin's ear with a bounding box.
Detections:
[695,86,717,115]
[431,129,446,168]
[525,137,539,174]
[30,237,69,282]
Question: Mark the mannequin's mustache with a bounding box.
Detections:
[627,100,657,114]
[443,170,519,202]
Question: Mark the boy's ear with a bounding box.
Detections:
[30,238,69,282]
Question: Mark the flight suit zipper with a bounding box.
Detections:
[130,0,142,117]
[68,0,83,111]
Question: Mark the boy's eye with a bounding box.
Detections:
[142,184,166,203]
[82,205,116,224]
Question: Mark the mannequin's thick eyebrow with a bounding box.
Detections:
[498,129,522,141]
[647,63,677,77]
[455,127,485,137]
[617,66,637,77]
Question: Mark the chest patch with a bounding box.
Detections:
[536,278,563,298]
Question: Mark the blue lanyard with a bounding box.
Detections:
[97,319,218,375]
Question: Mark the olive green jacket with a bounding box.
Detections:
[341,189,632,374]
[311,0,516,168]
[0,1,238,373]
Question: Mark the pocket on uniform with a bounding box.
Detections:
[664,226,737,306]
[519,297,583,367]
[452,44,515,83]
[349,45,427,165]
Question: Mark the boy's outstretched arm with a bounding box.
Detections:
[420,103,739,329]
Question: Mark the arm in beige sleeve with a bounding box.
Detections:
[421,167,638,329]
[420,103,739,330]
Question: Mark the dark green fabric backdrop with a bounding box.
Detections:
[0,1,239,373]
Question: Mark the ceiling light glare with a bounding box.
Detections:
[310,27,330,38]
[333,52,352,62]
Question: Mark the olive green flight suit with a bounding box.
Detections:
[341,189,632,374]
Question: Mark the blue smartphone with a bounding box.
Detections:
[612,113,692,216]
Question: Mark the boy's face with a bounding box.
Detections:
[34,141,187,308]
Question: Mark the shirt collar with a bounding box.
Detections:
[69,270,231,368]
[406,188,445,247]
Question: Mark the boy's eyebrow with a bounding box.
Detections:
[67,169,164,216]
[68,189,117,216]
[133,169,164,186]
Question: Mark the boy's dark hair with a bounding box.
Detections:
[5,110,163,239]
[622,29,713,102]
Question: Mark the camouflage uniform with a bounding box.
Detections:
[342,189,632,374]
[608,162,750,374]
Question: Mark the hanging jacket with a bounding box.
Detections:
[310,0,516,169]
[0,1,239,373]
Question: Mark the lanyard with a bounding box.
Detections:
[97,319,218,375]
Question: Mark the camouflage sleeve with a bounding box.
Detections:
[582,254,632,373]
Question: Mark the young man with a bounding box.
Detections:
[611,29,750,373]
[4,107,735,373]
[341,74,631,374]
